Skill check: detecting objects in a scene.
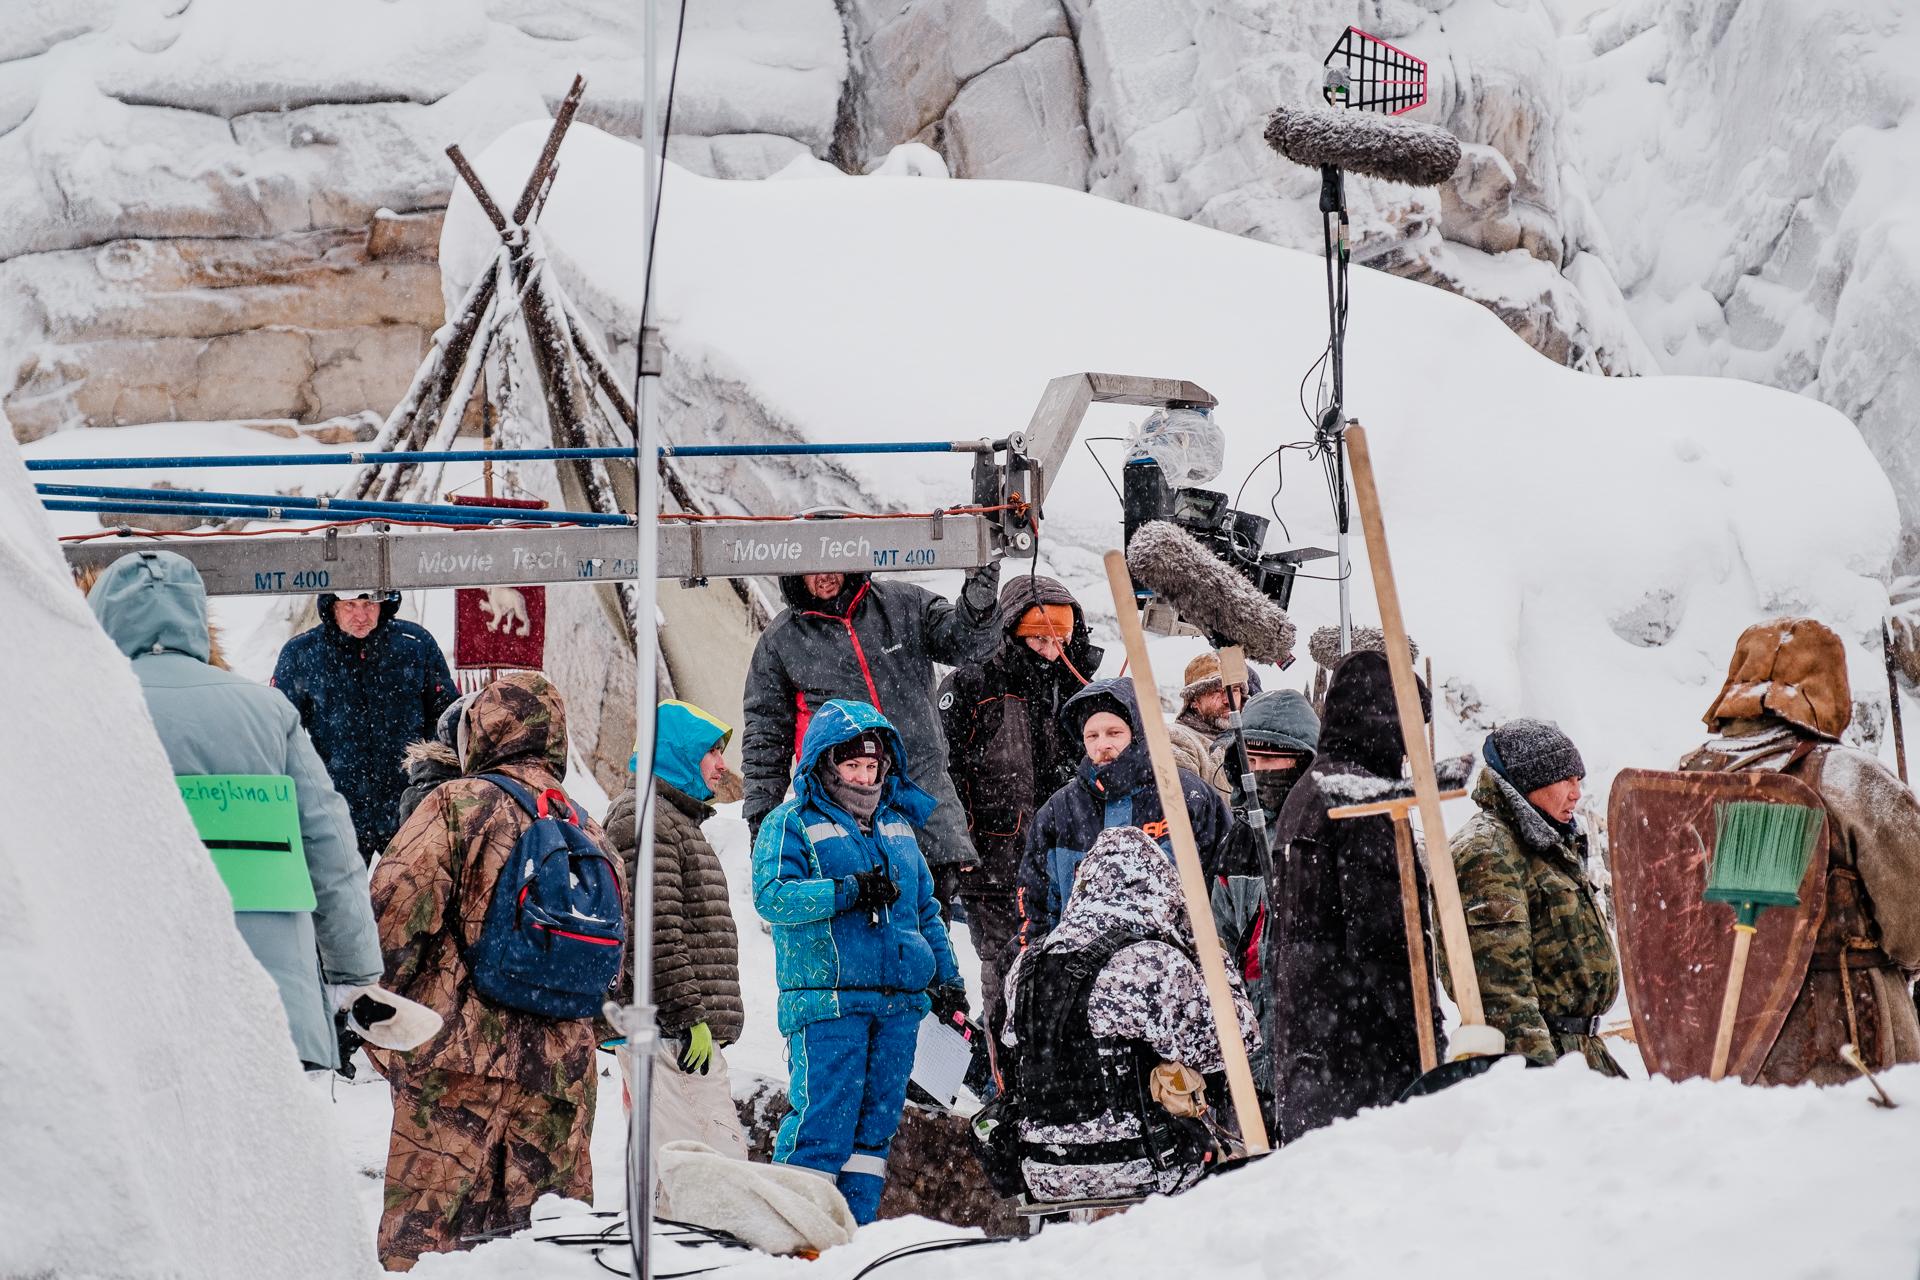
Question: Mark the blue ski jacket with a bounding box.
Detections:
[753,699,961,1036]
[1014,678,1232,948]
[271,593,456,861]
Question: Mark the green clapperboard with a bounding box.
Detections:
[176,775,316,912]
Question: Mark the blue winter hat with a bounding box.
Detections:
[648,700,733,802]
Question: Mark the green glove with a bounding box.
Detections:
[680,1022,715,1075]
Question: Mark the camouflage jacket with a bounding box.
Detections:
[1446,768,1622,1073]
[368,671,621,1102]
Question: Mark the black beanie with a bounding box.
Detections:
[1484,719,1584,795]
[829,735,884,766]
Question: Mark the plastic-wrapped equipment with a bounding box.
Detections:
[1125,407,1226,488]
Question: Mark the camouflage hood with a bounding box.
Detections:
[456,670,569,778]
[1042,825,1193,955]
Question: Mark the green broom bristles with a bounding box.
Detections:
[1704,800,1822,927]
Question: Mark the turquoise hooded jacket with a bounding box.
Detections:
[751,699,960,1036]
[90,550,382,1068]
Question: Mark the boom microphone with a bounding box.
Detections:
[1264,104,1462,187]
[1308,623,1418,672]
[1126,521,1297,667]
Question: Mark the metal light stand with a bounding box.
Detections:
[1317,154,1354,656]
[618,3,664,1276]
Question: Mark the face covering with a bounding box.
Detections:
[818,761,883,828]
[1253,769,1299,819]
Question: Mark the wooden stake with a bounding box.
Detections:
[1344,424,1487,1032]
[1708,926,1754,1082]
[1104,551,1270,1154]
[1392,819,1439,1073]
[1326,789,1466,1077]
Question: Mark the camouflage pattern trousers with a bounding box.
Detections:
[379,1067,595,1272]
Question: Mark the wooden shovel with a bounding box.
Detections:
[1104,551,1271,1154]
[1343,423,1495,1050]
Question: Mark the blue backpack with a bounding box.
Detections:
[465,773,627,1019]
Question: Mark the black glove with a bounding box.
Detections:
[929,983,969,1027]
[850,869,900,917]
[333,1007,363,1081]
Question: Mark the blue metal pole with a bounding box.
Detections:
[26,440,981,472]
[35,482,636,526]
[41,495,635,527]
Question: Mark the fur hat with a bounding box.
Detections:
[1484,719,1584,794]
[1703,617,1852,740]
[1308,624,1418,672]
[1178,651,1262,707]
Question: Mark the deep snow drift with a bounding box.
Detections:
[0,416,377,1277]
[445,121,1901,803]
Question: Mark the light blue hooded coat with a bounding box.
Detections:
[90,550,382,1068]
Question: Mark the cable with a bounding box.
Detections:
[1083,439,1123,504]
[848,1236,1006,1278]
[640,0,689,334]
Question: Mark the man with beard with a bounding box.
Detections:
[1014,678,1231,947]
[940,574,1101,1039]
[1167,651,1257,800]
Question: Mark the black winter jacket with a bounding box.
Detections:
[1014,678,1231,948]
[271,595,456,862]
[741,566,1001,867]
[938,573,1103,895]
[1266,650,1441,1142]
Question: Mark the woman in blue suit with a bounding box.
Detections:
[752,698,966,1223]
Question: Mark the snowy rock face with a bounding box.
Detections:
[1563,0,1920,570]
[447,124,1899,795]
[0,414,377,1277]
[0,0,846,438]
[835,0,1651,376]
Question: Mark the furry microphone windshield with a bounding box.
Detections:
[1126,521,1297,667]
[1263,104,1462,187]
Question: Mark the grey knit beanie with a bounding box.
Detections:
[1484,718,1584,795]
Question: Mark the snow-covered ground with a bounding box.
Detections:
[9,60,1920,1280]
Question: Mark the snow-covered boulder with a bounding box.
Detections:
[446,121,1898,798]
[0,414,376,1276]
[0,0,846,438]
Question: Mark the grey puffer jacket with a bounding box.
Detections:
[742,566,1001,867]
[90,550,381,1069]
[606,783,745,1045]
[1002,826,1259,1203]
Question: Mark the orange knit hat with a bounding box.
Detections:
[1014,603,1075,639]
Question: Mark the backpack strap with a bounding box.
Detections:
[477,772,580,824]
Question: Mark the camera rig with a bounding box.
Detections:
[56,371,1330,639]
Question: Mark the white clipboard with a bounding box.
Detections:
[910,1012,975,1108]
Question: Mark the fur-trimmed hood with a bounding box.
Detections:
[1470,764,1575,855]
[402,738,461,783]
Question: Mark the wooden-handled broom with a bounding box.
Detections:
[1703,799,1822,1081]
